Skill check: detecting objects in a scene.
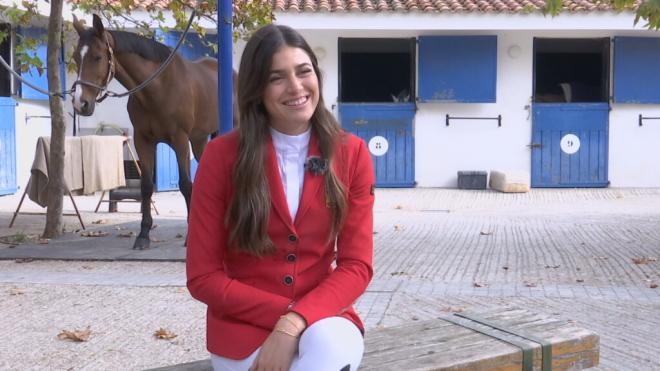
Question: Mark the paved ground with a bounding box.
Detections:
[0,188,659,370]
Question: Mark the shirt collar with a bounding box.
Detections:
[269,126,312,153]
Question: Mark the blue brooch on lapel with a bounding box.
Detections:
[304,156,329,176]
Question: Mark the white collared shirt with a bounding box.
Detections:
[269,127,311,220]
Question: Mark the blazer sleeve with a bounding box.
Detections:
[291,138,375,326]
[186,140,291,330]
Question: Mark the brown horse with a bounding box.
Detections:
[72,14,234,249]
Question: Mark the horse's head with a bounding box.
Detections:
[71,14,114,116]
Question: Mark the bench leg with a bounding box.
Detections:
[94,191,106,213]
[67,190,85,230]
[8,188,28,228]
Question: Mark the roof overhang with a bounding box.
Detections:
[274,11,646,32]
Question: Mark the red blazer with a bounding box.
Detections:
[186,129,375,359]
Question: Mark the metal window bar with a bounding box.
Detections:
[446,114,502,127]
[638,114,660,127]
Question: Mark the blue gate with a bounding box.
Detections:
[339,103,415,187]
[531,103,609,187]
[0,97,17,195]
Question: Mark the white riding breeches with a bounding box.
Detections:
[210,316,364,371]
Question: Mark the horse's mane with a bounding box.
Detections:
[109,30,172,63]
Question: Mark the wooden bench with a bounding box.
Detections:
[147,308,598,371]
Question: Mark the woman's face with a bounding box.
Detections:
[263,46,320,135]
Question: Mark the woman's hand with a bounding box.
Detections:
[249,330,299,371]
[249,313,307,371]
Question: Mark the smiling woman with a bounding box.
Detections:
[186,24,376,371]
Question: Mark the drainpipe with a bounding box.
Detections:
[218,0,233,134]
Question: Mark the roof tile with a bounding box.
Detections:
[71,0,638,14]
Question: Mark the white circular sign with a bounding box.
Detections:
[368,136,389,157]
[560,134,580,155]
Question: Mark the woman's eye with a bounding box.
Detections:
[269,76,282,83]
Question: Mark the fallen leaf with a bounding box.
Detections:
[175,233,184,238]
[15,258,34,264]
[91,219,107,225]
[8,245,16,249]
[37,239,50,244]
[118,231,136,238]
[9,288,24,296]
[545,264,561,269]
[480,231,492,236]
[411,316,419,321]
[390,271,406,276]
[154,328,177,340]
[576,279,584,283]
[650,283,658,289]
[632,257,657,265]
[81,265,93,270]
[502,266,509,270]
[394,225,404,231]
[525,281,537,288]
[394,205,403,210]
[57,327,92,342]
[80,231,109,238]
[372,231,379,235]
[150,237,165,243]
[473,282,488,288]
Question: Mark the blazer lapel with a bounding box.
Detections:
[294,133,324,226]
[265,136,295,230]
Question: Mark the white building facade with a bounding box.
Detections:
[1,1,660,196]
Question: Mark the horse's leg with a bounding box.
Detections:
[133,135,156,250]
[172,134,193,218]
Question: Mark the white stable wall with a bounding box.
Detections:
[289,25,660,188]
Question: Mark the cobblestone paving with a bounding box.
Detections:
[0,188,659,370]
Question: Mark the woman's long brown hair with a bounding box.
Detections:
[228,24,347,257]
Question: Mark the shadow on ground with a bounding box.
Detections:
[0,218,187,261]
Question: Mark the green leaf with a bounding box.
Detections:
[543,0,563,16]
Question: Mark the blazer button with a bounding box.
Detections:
[286,253,296,263]
[288,234,298,243]
[283,275,294,286]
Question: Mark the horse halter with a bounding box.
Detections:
[72,31,115,103]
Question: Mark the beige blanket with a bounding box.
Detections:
[26,135,126,207]
[80,136,126,195]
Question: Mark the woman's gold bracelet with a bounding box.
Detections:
[274,327,299,338]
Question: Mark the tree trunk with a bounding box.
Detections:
[42,0,66,239]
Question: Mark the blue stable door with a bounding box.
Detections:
[339,103,415,187]
[531,103,609,187]
[0,97,17,195]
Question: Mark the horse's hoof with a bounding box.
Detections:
[132,237,151,250]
